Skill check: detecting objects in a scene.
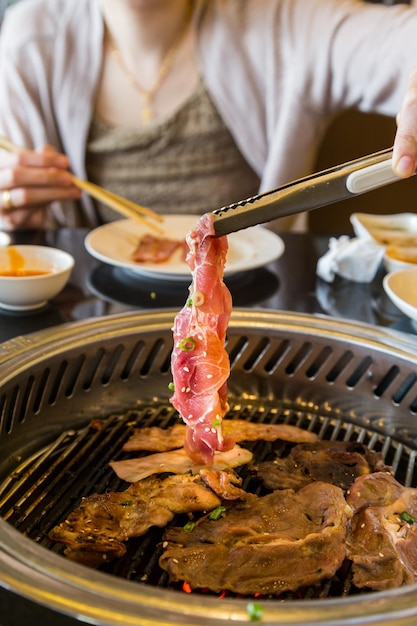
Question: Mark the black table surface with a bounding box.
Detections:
[0,228,414,344]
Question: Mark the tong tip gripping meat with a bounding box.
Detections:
[212,147,400,237]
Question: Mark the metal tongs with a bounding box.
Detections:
[212,147,404,236]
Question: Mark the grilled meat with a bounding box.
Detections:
[254,440,389,492]
[109,444,253,483]
[346,472,417,590]
[160,481,352,595]
[49,469,246,568]
[122,419,318,452]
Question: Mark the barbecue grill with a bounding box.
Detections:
[2,309,417,625]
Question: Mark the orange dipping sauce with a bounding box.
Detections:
[386,246,417,264]
[0,269,50,277]
[0,246,51,277]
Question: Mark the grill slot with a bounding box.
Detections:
[374,365,401,398]
[325,350,354,382]
[284,342,313,374]
[392,372,417,405]
[305,345,333,378]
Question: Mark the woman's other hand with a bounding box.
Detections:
[393,64,417,179]
[0,144,82,229]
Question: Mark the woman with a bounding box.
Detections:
[0,0,416,231]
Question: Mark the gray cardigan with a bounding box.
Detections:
[0,0,416,228]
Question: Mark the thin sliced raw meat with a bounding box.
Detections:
[110,445,253,483]
[170,213,233,464]
[122,419,317,452]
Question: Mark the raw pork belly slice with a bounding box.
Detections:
[160,481,352,595]
[346,472,417,590]
[170,213,234,464]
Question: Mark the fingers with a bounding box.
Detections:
[0,145,69,170]
[0,144,82,227]
[393,65,417,178]
[0,162,74,189]
[0,183,81,211]
[0,205,46,230]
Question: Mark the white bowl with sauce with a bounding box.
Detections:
[383,245,417,274]
[383,268,417,325]
[0,245,74,311]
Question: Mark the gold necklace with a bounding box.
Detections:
[106,13,190,126]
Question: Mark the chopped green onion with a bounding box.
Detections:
[400,511,415,524]
[209,505,226,521]
[168,382,175,391]
[192,291,205,306]
[186,292,205,307]
[178,337,197,351]
[212,419,221,427]
[183,521,196,532]
[246,602,264,622]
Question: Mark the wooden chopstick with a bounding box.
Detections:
[0,136,164,232]
[70,175,164,229]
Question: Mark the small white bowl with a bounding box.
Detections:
[383,246,417,274]
[383,268,417,324]
[0,245,74,311]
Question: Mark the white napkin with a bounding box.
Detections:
[316,236,385,283]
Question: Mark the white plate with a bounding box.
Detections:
[351,212,417,246]
[85,216,284,281]
[383,268,417,324]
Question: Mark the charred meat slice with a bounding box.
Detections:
[346,472,417,590]
[159,481,352,595]
[122,419,318,453]
[49,470,246,568]
[254,440,389,492]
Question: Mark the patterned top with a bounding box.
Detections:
[85,80,260,223]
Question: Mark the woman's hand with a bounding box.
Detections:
[393,65,417,179]
[0,144,82,229]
